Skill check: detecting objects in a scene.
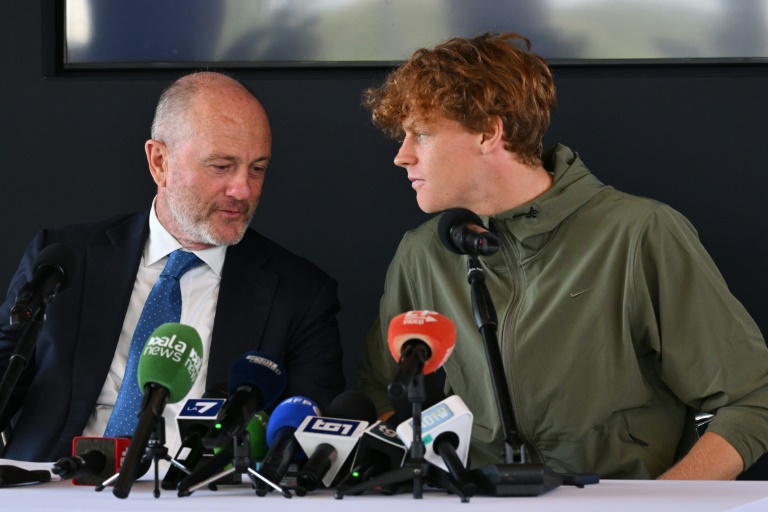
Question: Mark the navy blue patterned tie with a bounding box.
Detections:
[104,249,203,437]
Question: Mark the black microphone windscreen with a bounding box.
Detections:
[32,243,78,290]
[325,390,377,423]
[203,384,229,400]
[0,465,51,487]
[51,451,107,480]
[437,208,485,255]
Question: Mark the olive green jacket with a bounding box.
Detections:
[359,144,768,478]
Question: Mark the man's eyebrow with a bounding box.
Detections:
[403,118,429,132]
[247,156,271,169]
[204,154,238,162]
[203,154,271,164]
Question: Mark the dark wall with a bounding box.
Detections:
[3,2,768,475]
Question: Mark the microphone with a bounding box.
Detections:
[52,451,107,482]
[396,395,476,496]
[112,322,204,499]
[161,386,228,490]
[437,208,499,256]
[10,243,78,326]
[335,420,408,491]
[294,391,377,495]
[387,311,456,399]
[243,410,270,462]
[0,465,51,487]
[52,436,151,486]
[176,411,269,496]
[53,437,127,485]
[325,390,377,424]
[257,396,319,495]
[0,243,78,430]
[390,370,447,425]
[202,352,287,450]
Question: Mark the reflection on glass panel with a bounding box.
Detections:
[64,0,768,66]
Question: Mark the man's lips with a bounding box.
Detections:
[409,176,425,189]
[216,208,247,218]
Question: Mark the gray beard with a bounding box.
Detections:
[166,195,256,247]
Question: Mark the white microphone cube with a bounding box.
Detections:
[396,395,473,472]
[294,416,369,487]
[175,398,226,455]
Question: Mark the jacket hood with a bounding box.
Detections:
[488,144,609,241]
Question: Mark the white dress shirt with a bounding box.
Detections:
[82,199,226,462]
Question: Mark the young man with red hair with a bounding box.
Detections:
[358,33,768,480]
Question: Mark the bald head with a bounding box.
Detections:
[151,72,269,151]
[146,71,273,250]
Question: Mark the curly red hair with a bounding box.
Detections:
[363,33,556,166]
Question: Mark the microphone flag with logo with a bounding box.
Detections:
[396,395,476,496]
[52,436,152,486]
[52,436,129,485]
[294,390,378,494]
[161,387,227,490]
[335,420,407,491]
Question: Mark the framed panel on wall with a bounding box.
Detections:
[52,0,768,72]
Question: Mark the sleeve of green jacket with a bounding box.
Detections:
[358,233,418,418]
[631,204,768,470]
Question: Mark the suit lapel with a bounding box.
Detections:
[69,220,275,413]
[207,231,277,389]
[68,212,148,425]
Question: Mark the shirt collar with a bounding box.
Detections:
[145,197,227,277]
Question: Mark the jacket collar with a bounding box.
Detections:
[488,144,608,242]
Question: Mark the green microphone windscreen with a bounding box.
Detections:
[247,411,269,461]
[137,322,204,403]
[212,411,269,462]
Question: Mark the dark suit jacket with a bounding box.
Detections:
[0,210,345,461]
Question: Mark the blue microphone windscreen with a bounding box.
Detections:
[266,396,320,447]
[228,352,288,411]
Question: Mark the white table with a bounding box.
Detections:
[2,477,768,512]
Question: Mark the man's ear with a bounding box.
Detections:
[145,139,169,187]
[480,115,504,154]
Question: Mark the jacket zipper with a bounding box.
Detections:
[493,218,545,464]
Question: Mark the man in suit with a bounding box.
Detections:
[0,72,345,461]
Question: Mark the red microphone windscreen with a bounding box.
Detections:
[387,311,456,375]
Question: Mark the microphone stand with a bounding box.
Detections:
[335,370,469,502]
[95,415,187,498]
[465,254,562,496]
[178,431,291,498]
[0,308,46,421]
